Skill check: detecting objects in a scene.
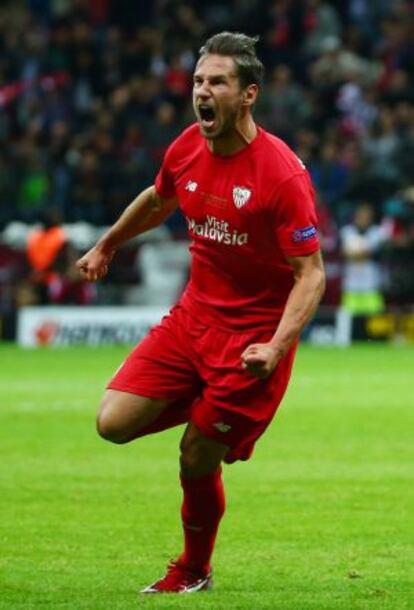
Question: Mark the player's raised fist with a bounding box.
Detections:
[76,245,114,282]
[241,343,282,379]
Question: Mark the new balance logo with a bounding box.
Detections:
[213,421,232,433]
[185,180,198,192]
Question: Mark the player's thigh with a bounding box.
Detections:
[98,310,202,443]
[106,308,202,401]
[97,389,171,442]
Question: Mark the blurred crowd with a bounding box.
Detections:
[0,0,414,311]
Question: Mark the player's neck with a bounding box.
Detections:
[207,116,257,156]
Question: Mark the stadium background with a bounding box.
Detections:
[0,2,413,610]
[0,0,413,344]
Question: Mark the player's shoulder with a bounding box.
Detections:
[256,127,307,182]
[165,123,203,162]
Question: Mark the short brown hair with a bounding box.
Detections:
[199,32,264,89]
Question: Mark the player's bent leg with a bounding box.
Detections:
[97,389,169,444]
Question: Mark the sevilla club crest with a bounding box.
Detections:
[232,186,252,209]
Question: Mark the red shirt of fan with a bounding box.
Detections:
[155,124,320,331]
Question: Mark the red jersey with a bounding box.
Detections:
[155,123,320,331]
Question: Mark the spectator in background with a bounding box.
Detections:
[310,34,383,87]
[0,153,18,228]
[164,55,192,107]
[315,190,338,255]
[375,13,413,90]
[362,105,401,180]
[302,0,342,56]
[17,151,50,223]
[314,190,341,306]
[308,140,350,209]
[0,0,414,308]
[146,102,181,160]
[382,186,414,306]
[69,149,105,225]
[336,81,379,137]
[257,64,312,143]
[340,203,386,314]
[263,0,296,67]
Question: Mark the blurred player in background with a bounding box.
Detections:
[340,203,386,314]
[77,32,325,594]
[25,209,94,306]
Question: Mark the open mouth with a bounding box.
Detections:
[198,104,216,129]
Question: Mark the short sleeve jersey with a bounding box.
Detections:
[155,123,320,331]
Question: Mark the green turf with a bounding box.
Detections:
[0,343,413,609]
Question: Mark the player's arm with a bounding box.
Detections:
[242,250,325,378]
[76,186,178,281]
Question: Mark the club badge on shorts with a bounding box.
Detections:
[232,186,252,209]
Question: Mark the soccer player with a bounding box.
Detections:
[77,32,325,594]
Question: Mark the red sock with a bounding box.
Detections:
[178,468,225,574]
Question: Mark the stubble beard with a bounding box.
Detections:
[198,106,240,142]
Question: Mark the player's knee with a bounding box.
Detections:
[179,435,215,477]
[96,409,130,444]
[179,452,204,477]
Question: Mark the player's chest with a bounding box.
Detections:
[174,155,262,229]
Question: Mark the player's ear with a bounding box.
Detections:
[242,84,258,107]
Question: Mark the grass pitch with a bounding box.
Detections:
[0,343,413,610]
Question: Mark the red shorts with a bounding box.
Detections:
[108,305,297,463]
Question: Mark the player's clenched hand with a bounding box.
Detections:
[76,245,114,282]
[241,342,282,379]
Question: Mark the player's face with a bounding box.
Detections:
[193,54,246,139]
